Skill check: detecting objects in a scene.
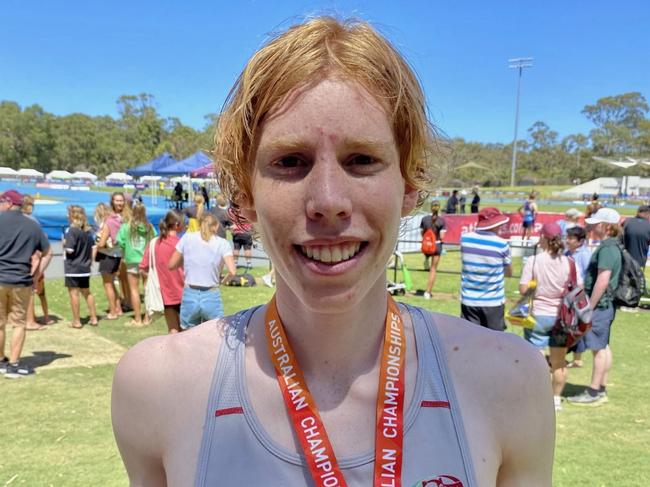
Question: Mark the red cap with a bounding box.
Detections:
[0,189,24,206]
[476,207,509,231]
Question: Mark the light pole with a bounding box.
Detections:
[508,57,533,187]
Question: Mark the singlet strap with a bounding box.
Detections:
[403,304,478,487]
[194,307,258,487]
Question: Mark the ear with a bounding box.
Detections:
[237,193,258,223]
[401,185,418,217]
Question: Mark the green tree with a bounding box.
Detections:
[116,94,165,166]
[582,92,649,156]
[0,101,22,168]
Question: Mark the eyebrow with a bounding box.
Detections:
[260,135,396,155]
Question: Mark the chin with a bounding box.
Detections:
[283,275,387,314]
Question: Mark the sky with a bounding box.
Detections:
[1,0,649,144]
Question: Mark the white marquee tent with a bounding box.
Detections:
[17,168,44,178]
[105,172,133,181]
[0,167,18,177]
[46,170,73,180]
[72,171,98,181]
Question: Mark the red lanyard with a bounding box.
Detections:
[265,294,405,487]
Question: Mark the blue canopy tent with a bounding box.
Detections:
[156,151,213,204]
[126,152,177,177]
[127,152,177,206]
[156,151,212,175]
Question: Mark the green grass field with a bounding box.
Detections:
[1,252,649,486]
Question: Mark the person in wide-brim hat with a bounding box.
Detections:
[476,207,510,231]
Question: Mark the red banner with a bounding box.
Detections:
[441,212,573,244]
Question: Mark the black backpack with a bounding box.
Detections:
[613,243,646,308]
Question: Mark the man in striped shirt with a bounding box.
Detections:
[460,207,512,331]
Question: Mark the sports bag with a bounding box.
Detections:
[227,272,257,287]
[613,243,646,308]
[551,257,592,348]
[421,228,437,255]
[144,238,165,316]
[506,253,537,329]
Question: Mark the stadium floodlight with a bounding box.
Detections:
[508,57,533,187]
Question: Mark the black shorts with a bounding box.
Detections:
[424,243,443,257]
[522,220,534,229]
[65,275,90,289]
[233,233,253,250]
[460,303,506,331]
[97,254,121,275]
[164,304,181,313]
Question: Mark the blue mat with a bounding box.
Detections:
[0,182,169,241]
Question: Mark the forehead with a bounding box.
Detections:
[256,77,397,153]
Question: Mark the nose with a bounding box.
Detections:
[305,157,352,223]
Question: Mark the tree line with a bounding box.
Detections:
[1,91,648,185]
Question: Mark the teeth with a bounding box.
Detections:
[330,246,341,262]
[321,246,332,262]
[300,242,362,263]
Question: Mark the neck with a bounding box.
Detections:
[272,279,389,379]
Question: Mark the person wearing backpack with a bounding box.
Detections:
[568,208,622,406]
[619,205,650,313]
[519,223,582,411]
[419,202,446,299]
[564,226,592,368]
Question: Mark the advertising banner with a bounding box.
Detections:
[440,212,574,244]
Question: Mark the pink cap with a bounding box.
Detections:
[540,222,561,238]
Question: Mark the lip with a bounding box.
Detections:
[292,241,368,275]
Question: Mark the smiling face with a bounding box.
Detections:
[111,193,125,214]
[243,77,416,310]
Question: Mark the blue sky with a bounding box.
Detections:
[1,0,648,144]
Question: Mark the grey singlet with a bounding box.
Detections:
[194,304,478,487]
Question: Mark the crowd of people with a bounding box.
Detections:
[421,199,650,411]
[0,186,263,377]
[2,182,648,400]
[441,186,481,215]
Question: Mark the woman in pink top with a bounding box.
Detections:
[139,210,185,333]
[520,222,582,410]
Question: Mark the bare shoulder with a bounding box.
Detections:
[429,312,554,486]
[113,320,223,394]
[111,319,229,485]
[430,312,549,385]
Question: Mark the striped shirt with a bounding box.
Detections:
[460,230,511,307]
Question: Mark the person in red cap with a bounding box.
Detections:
[519,222,582,411]
[0,189,52,378]
[460,207,512,330]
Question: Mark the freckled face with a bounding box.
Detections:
[244,77,416,309]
